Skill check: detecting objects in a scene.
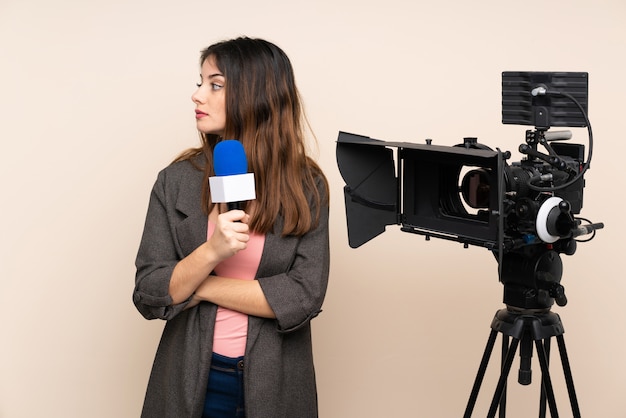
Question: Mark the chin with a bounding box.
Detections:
[197,124,224,136]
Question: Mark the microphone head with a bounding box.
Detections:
[213,140,248,176]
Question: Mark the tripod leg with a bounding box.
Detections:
[464,330,499,418]
[535,339,560,418]
[539,338,550,418]
[500,335,509,418]
[487,338,520,418]
[556,335,582,418]
[463,330,498,418]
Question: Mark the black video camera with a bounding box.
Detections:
[337,72,604,310]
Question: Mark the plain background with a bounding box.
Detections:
[1,0,624,417]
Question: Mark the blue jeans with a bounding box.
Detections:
[203,353,246,418]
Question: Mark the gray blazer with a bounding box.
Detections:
[133,158,330,418]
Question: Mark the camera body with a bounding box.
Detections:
[337,130,584,251]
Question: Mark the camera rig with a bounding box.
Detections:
[336,71,603,311]
[336,72,605,417]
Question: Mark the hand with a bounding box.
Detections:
[206,209,250,262]
[170,209,251,306]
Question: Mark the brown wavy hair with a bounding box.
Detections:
[174,37,328,236]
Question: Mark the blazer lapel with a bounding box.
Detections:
[174,164,208,257]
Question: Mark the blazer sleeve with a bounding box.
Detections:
[257,180,330,333]
[133,169,193,320]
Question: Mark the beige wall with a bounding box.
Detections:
[1,1,624,417]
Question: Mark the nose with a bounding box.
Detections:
[191,87,204,105]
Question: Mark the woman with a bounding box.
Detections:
[133,37,330,418]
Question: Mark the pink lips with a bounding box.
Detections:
[195,109,208,119]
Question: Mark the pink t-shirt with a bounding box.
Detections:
[207,221,265,357]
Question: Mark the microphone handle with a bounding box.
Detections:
[227,201,244,211]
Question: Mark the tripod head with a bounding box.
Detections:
[499,245,566,310]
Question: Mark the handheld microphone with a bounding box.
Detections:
[209,140,256,211]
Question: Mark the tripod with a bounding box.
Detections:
[463,307,581,418]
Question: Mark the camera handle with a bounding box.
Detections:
[519,141,576,176]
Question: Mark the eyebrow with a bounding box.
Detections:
[206,73,224,79]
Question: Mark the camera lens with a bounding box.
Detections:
[461,169,491,209]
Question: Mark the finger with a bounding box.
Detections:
[236,231,250,243]
[222,209,247,223]
[232,221,250,233]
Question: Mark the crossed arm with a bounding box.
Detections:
[168,208,275,318]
